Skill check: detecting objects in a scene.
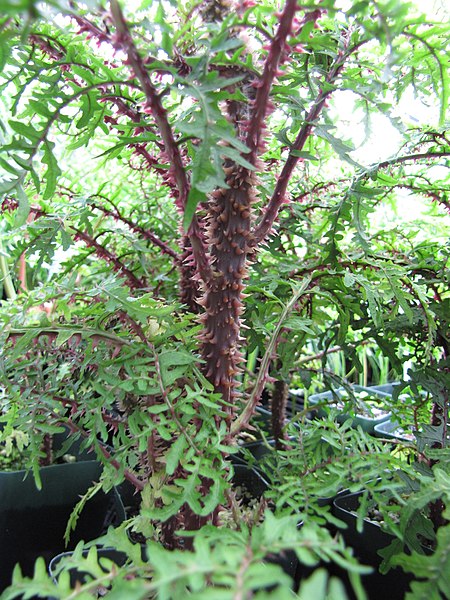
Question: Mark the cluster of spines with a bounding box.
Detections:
[197,0,314,420]
[199,164,258,414]
[179,233,202,313]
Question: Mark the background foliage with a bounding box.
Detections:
[0,0,449,597]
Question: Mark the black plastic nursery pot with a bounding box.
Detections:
[369,382,401,395]
[331,491,415,600]
[308,385,391,434]
[230,464,300,583]
[0,461,125,592]
[373,419,416,442]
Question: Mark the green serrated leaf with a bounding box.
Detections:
[55,330,75,347]
[165,435,188,475]
[290,150,319,161]
[42,140,61,200]
[183,186,204,231]
[14,184,29,227]
[9,120,40,142]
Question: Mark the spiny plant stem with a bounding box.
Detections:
[245,0,301,163]
[109,0,211,286]
[233,543,254,600]
[199,0,304,416]
[199,172,255,416]
[271,378,290,449]
[377,151,450,170]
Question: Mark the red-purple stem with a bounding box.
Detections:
[73,228,145,289]
[90,202,181,263]
[377,151,450,170]
[245,0,301,162]
[252,39,362,246]
[48,411,145,490]
[109,0,211,285]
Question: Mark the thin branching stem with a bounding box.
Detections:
[376,151,450,170]
[89,202,181,263]
[72,227,145,289]
[253,38,365,246]
[245,0,300,163]
[109,0,212,285]
[230,276,312,437]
